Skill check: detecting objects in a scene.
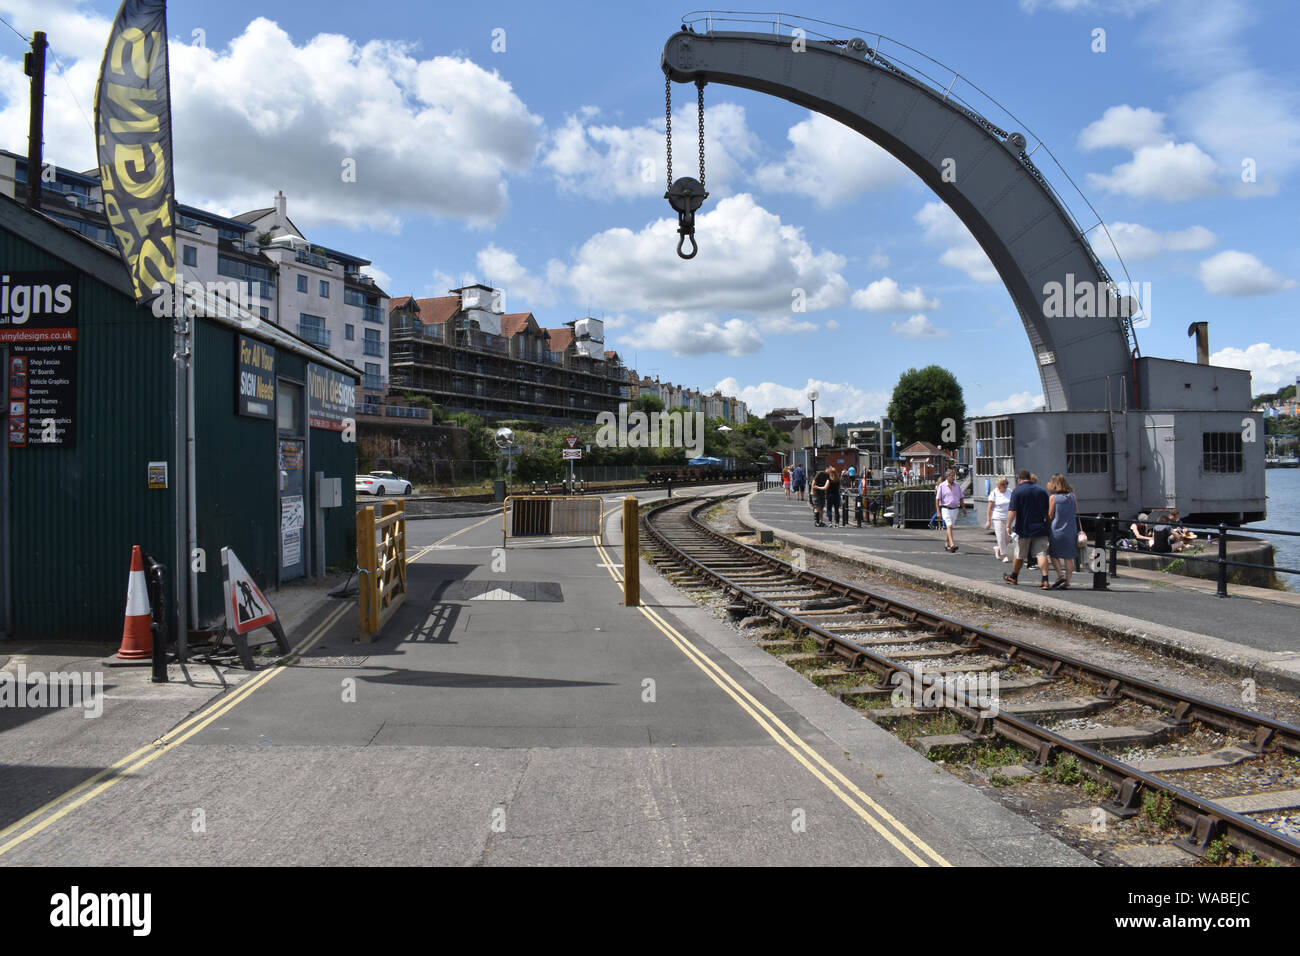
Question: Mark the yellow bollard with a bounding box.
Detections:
[622,495,639,607]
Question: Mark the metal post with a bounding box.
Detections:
[622,495,639,606]
[146,555,170,684]
[1108,516,1118,577]
[1216,522,1229,598]
[1091,518,1108,591]
[24,32,46,212]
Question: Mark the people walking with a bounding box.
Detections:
[1004,470,1051,588]
[840,467,854,526]
[985,476,1012,562]
[935,468,964,552]
[782,465,791,500]
[826,465,842,526]
[1046,473,1081,589]
[812,465,829,526]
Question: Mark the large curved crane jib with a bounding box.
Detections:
[662,29,1133,412]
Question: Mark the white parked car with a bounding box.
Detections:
[356,471,413,496]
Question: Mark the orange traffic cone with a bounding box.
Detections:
[116,546,152,660]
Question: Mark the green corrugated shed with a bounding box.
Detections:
[2,196,359,640]
[1,217,174,638]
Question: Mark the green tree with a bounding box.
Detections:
[887,366,966,449]
[630,393,665,414]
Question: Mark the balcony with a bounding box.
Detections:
[358,402,430,421]
[177,214,203,234]
[295,249,330,269]
[391,322,442,341]
[363,305,383,324]
[363,339,384,357]
[297,324,330,348]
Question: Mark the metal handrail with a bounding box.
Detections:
[1078,512,1297,598]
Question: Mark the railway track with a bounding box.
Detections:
[642,494,1300,866]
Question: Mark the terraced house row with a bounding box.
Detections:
[387,285,748,426]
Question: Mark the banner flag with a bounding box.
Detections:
[93,0,177,301]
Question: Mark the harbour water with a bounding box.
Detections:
[1251,468,1300,591]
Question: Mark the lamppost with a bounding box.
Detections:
[807,388,819,471]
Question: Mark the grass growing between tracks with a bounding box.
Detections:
[895,713,967,746]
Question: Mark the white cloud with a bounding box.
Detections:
[914,202,998,283]
[560,193,850,317]
[475,244,563,308]
[714,377,890,422]
[754,112,909,208]
[0,16,544,229]
[1175,71,1300,197]
[623,312,763,357]
[1197,251,1296,296]
[1078,105,1168,151]
[824,319,840,331]
[1087,141,1220,201]
[980,391,1045,415]
[890,314,948,340]
[362,265,392,289]
[851,277,939,312]
[1103,221,1216,261]
[542,102,757,200]
[1209,343,1300,395]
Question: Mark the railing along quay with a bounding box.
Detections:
[641,494,1300,865]
[1079,513,1300,597]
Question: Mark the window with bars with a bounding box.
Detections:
[1066,432,1109,473]
[974,418,1015,477]
[1203,432,1244,473]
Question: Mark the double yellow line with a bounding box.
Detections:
[0,601,352,859]
[596,507,950,867]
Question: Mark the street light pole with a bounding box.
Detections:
[807,388,819,472]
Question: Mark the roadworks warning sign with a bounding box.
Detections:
[221,547,277,635]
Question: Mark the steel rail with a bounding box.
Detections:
[642,494,1300,865]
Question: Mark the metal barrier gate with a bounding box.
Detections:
[357,498,407,640]
[502,495,604,547]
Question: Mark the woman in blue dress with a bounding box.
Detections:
[1046,473,1081,589]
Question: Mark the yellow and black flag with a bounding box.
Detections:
[94,0,176,301]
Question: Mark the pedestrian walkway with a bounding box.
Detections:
[743,489,1300,690]
[0,487,1084,866]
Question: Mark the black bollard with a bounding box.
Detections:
[1091,518,1108,591]
[1216,522,1229,598]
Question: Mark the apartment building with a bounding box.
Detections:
[233,192,389,400]
[388,285,635,423]
[0,152,388,402]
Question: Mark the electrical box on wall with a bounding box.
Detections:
[317,475,341,508]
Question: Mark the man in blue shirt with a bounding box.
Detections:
[1004,470,1052,588]
[792,464,805,501]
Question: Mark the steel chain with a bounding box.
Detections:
[665,75,672,189]
[697,81,706,188]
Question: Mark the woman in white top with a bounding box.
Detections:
[985,476,1013,562]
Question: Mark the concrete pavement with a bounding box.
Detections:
[0,485,1086,866]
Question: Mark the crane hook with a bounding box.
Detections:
[666,175,708,260]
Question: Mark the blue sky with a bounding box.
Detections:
[1,0,1298,421]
